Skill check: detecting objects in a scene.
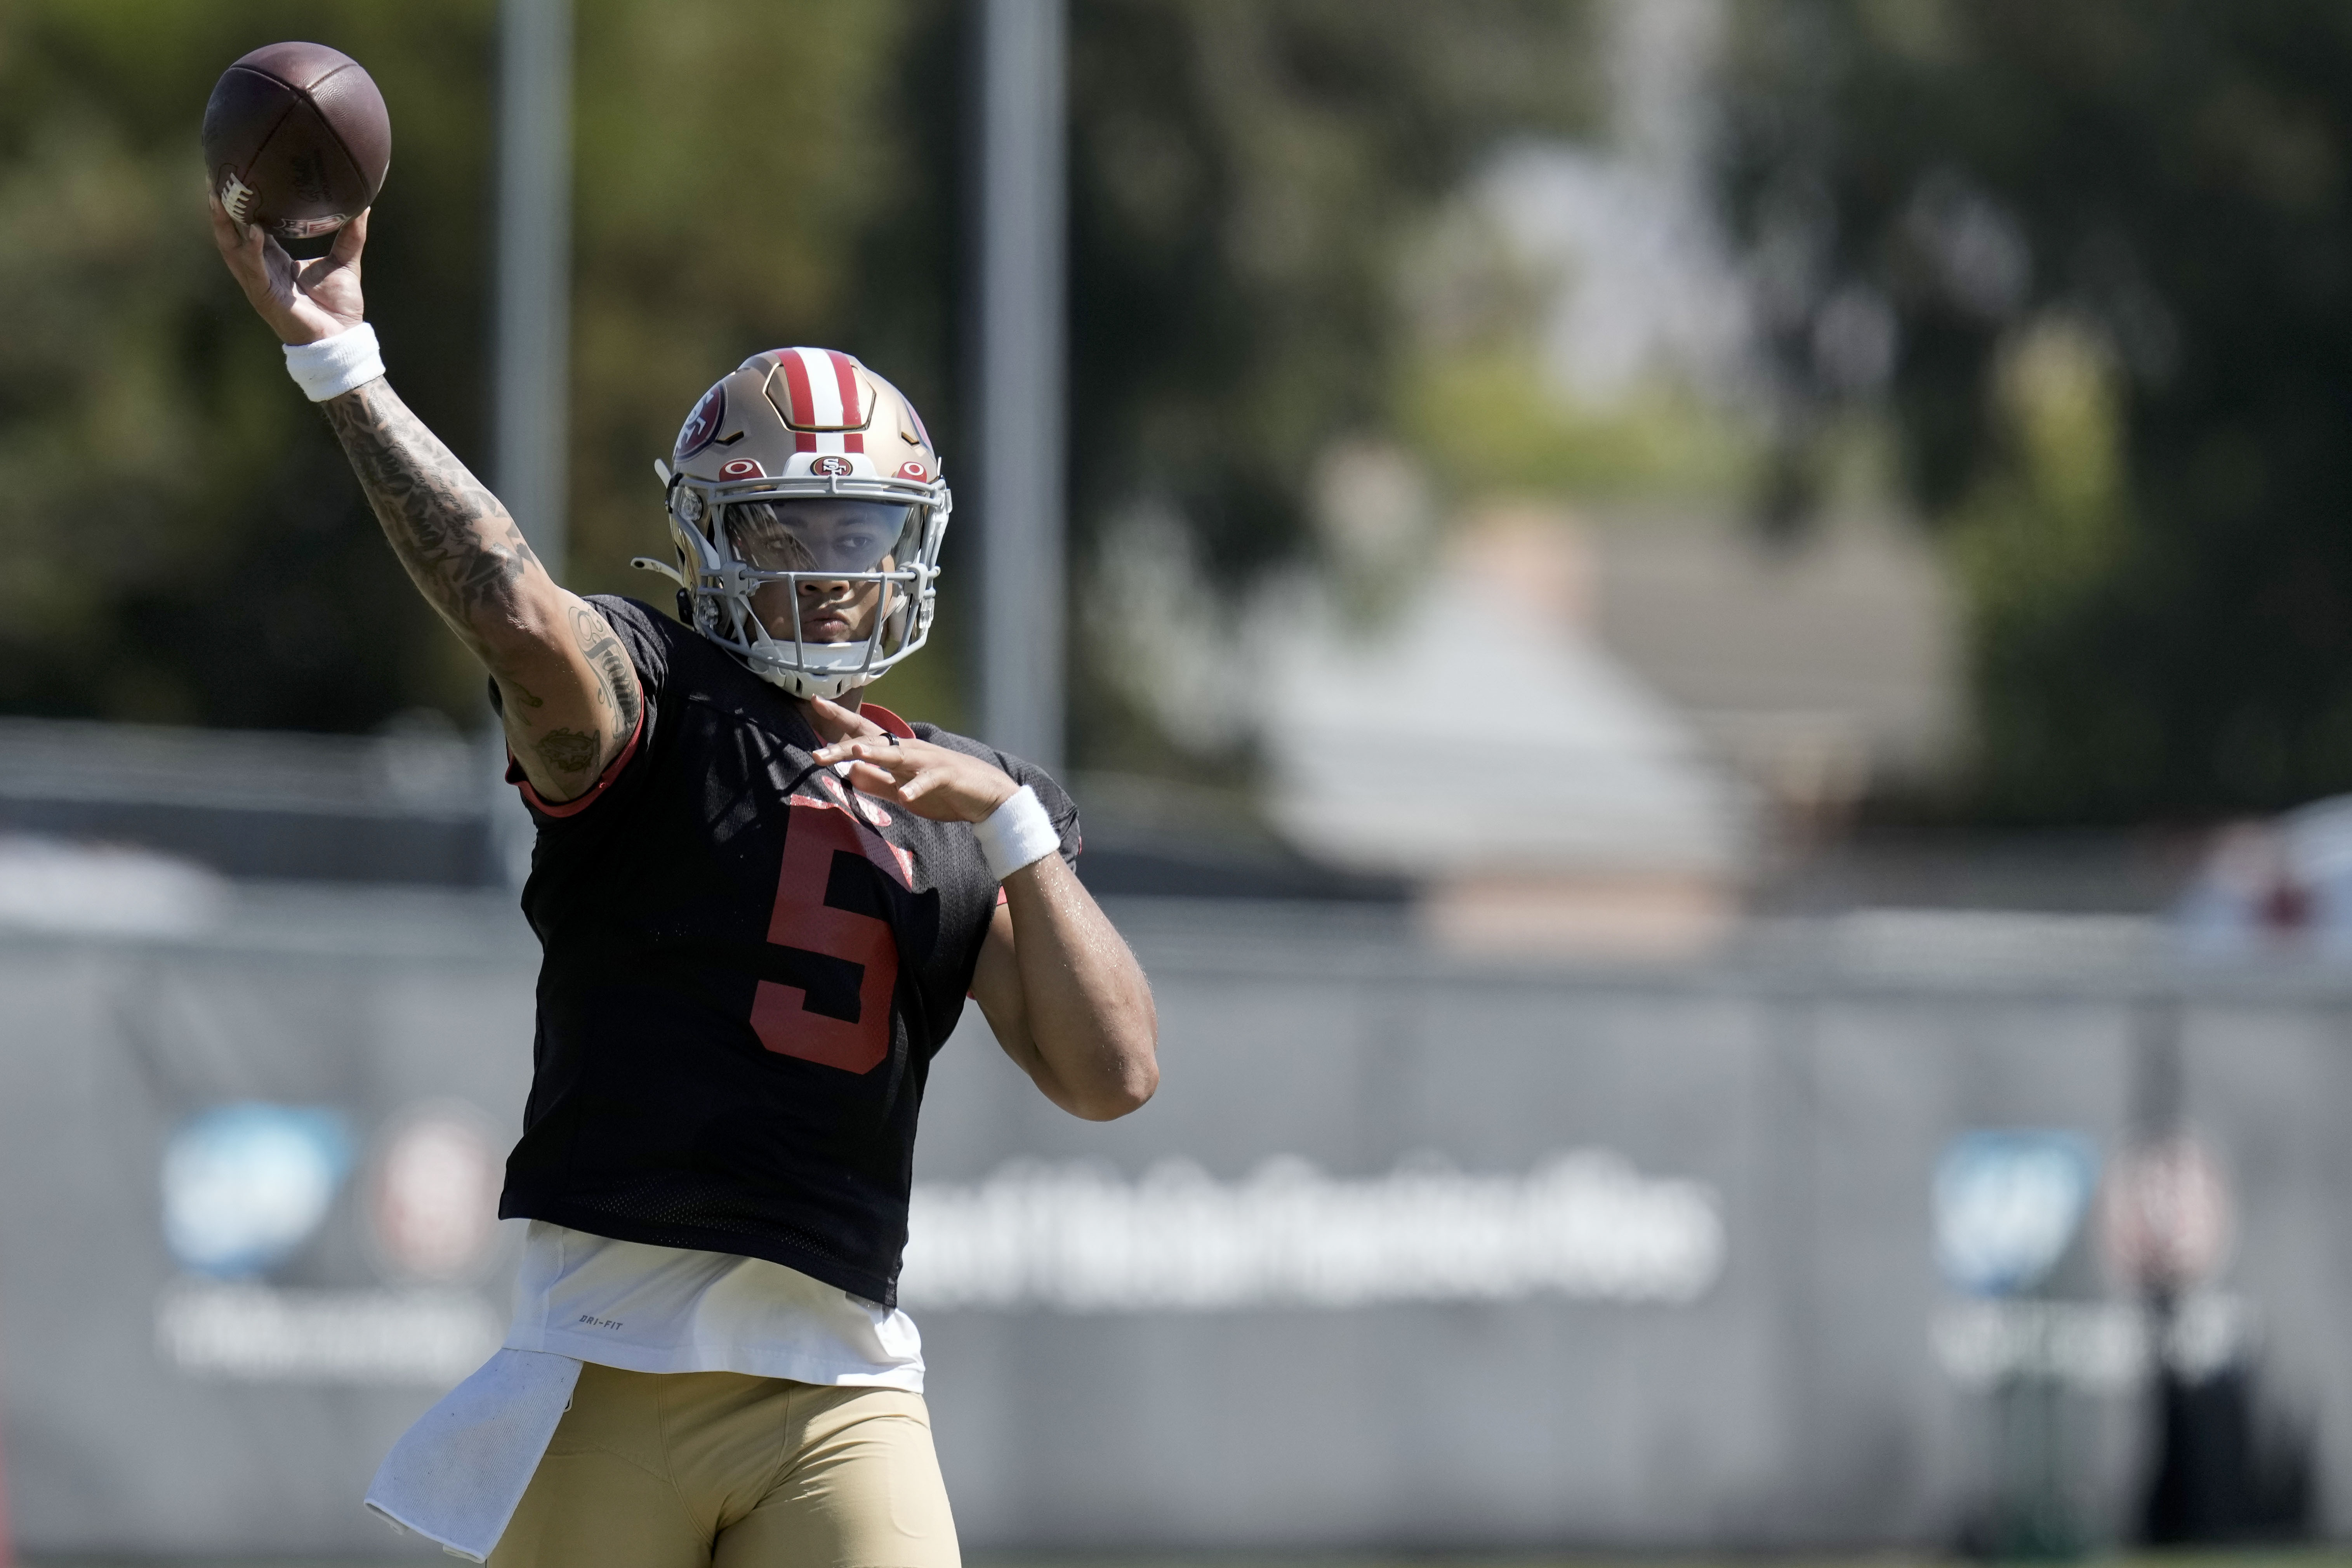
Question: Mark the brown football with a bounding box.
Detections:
[201,42,391,242]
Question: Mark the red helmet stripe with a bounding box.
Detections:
[778,348,818,429]
[827,351,866,453]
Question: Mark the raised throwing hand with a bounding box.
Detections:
[208,190,368,346]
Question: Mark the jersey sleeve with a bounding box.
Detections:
[912,726,1083,870]
[488,594,674,826]
[1016,760,1084,868]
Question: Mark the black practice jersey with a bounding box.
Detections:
[492,595,1079,1307]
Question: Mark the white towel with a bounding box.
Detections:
[365,1347,584,1562]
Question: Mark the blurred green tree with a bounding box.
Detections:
[0,0,496,728]
[1726,0,2352,821]
[1063,0,1595,773]
[0,0,1595,764]
[0,0,916,732]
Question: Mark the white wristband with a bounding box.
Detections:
[283,322,384,402]
[973,785,1060,881]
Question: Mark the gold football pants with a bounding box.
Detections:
[489,1363,961,1568]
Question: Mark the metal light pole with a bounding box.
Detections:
[493,0,573,579]
[974,0,1067,772]
[488,0,573,890]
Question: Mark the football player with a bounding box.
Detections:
[210,201,1157,1568]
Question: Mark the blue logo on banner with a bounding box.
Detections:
[1932,1130,2098,1297]
[161,1103,353,1279]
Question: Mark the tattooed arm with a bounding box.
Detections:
[209,195,639,802]
[317,381,640,797]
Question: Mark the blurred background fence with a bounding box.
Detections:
[2,880,2347,1556]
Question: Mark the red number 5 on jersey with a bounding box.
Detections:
[750,795,913,1073]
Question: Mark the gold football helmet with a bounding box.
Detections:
[637,347,951,700]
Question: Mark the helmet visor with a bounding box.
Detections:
[724,498,919,576]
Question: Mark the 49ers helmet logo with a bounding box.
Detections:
[676,385,725,460]
[810,455,854,478]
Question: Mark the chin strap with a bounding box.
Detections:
[629,557,697,629]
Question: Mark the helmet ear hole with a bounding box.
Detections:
[677,589,693,625]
